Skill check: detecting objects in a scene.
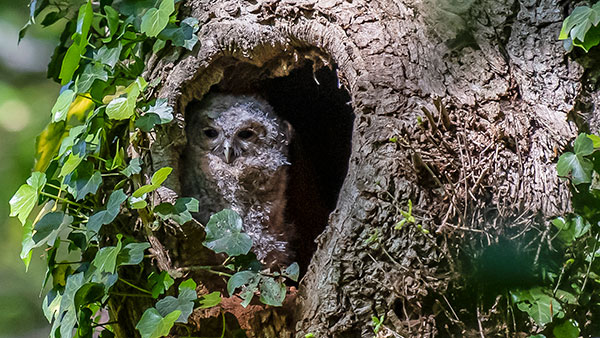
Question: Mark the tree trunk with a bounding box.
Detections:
[118,0,591,336]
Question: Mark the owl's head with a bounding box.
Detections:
[186,93,292,164]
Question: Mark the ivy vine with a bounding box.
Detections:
[11,1,297,337]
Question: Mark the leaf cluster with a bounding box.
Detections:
[11,1,298,337]
[510,133,600,337]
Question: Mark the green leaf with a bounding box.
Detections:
[156,287,196,323]
[10,172,46,224]
[74,283,105,310]
[77,63,108,93]
[66,168,102,201]
[129,195,148,209]
[136,308,181,338]
[33,212,72,246]
[86,189,127,238]
[95,44,123,68]
[154,197,199,224]
[74,1,93,45]
[59,43,84,86]
[59,153,84,177]
[117,242,151,265]
[92,235,123,274]
[51,89,75,122]
[136,99,174,131]
[557,152,593,185]
[203,209,253,256]
[227,270,258,296]
[21,220,35,270]
[58,272,85,338]
[104,6,120,37]
[553,319,580,338]
[198,291,221,309]
[121,158,142,177]
[588,134,600,148]
[133,167,172,197]
[140,0,174,37]
[573,133,594,156]
[228,270,260,307]
[259,277,286,306]
[559,5,600,42]
[511,288,561,326]
[282,262,300,282]
[148,271,174,299]
[105,97,133,120]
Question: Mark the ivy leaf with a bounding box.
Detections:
[86,189,127,238]
[33,212,73,247]
[203,209,252,257]
[105,97,132,120]
[51,89,76,122]
[135,114,162,132]
[154,197,199,224]
[57,272,85,338]
[227,270,260,307]
[140,0,174,37]
[117,242,151,265]
[282,262,300,282]
[104,6,120,37]
[552,216,591,244]
[21,220,35,270]
[148,271,174,299]
[10,172,46,225]
[59,43,84,85]
[59,153,84,178]
[74,283,105,311]
[92,235,123,275]
[559,4,600,42]
[259,277,286,306]
[155,287,196,323]
[120,157,142,177]
[136,308,181,338]
[553,319,580,338]
[136,98,174,131]
[511,288,561,326]
[65,166,102,201]
[132,167,172,197]
[77,63,108,94]
[197,291,221,309]
[557,134,595,185]
[95,44,123,68]
[573,133,594,156]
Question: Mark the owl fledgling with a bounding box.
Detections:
[181,93,294,267]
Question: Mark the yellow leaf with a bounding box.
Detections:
[34,94,95,172]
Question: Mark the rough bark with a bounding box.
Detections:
[114,0,597,336]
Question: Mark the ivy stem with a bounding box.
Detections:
[109,291,153,298]
[180,266,233,278]
[46,183,64,190]
[118,278,153,295]
[580,232,599,296]
[40,191,92,210]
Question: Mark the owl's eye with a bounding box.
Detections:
[237,130,255,140]
[203,128,219,139]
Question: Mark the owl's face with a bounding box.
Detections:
[186,94,291,165]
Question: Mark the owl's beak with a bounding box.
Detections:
[224,142,234,164]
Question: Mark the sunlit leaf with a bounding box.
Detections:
[51,90,76,122]
[203,209,252,256]
[136,308,180,338]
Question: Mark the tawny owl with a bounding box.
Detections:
[181,93,293,266]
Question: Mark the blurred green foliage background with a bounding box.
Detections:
[0,1,61,337]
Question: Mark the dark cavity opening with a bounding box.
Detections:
[261,63,354,271]
[204,59,354,272]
